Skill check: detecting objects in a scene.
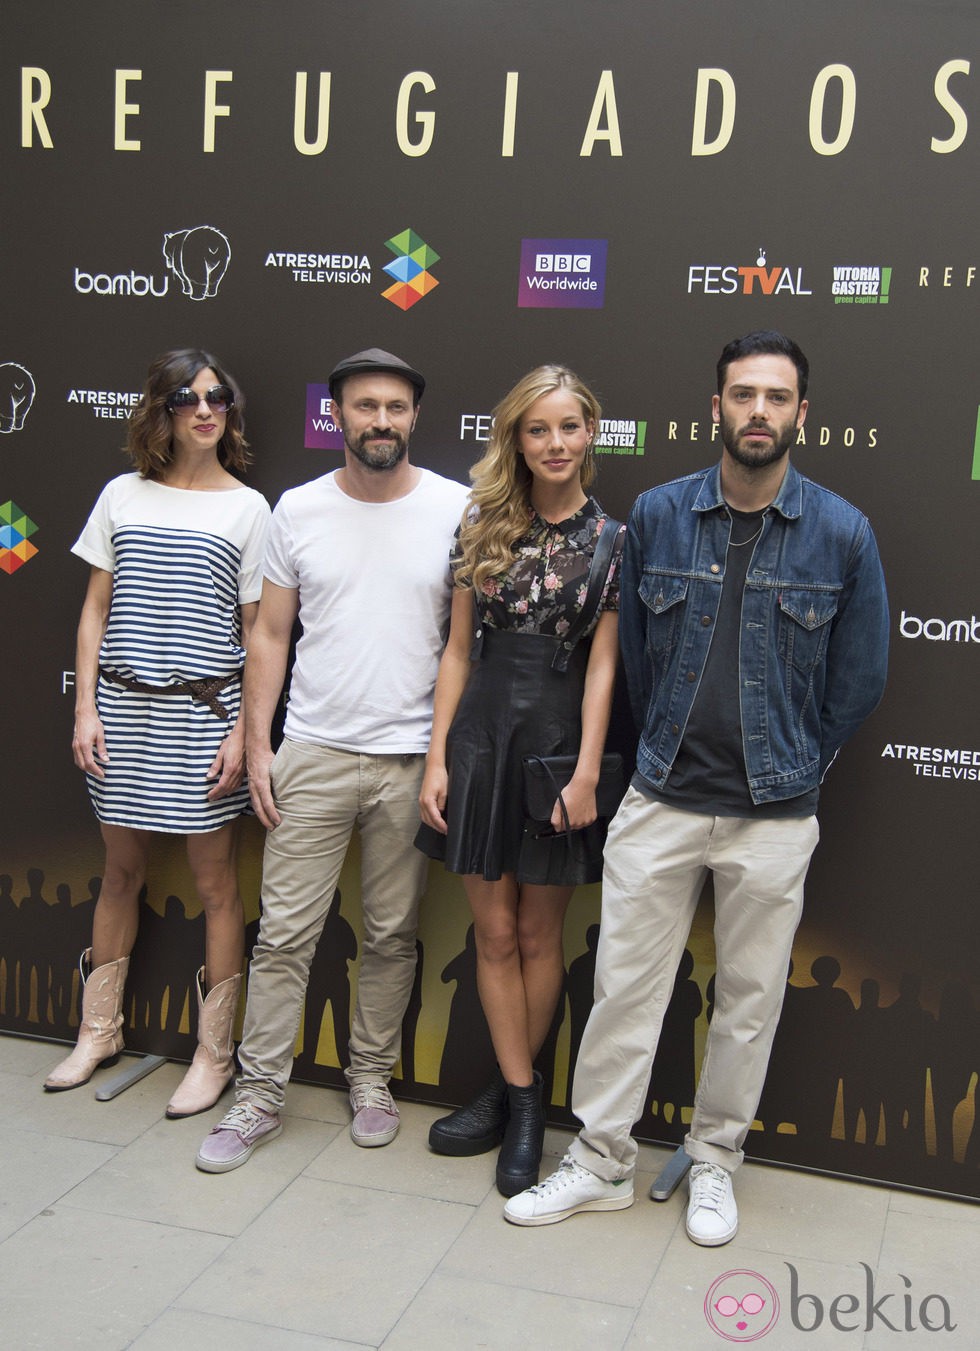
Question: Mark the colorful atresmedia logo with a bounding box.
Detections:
[264,250,372,287]
[0,500,38,574]
[382,229,439,310]
[304,384,345,451]
[881,742,980,783]
[0,363,36,432]
[831,265,891,304]
[518,239,607,308]
[67,388,141,421]
[687,249,811,297]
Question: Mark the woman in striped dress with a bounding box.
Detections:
[44,349,270,1117]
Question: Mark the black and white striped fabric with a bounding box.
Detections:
[72,475,270,834]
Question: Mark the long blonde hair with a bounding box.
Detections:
[456,365,600,594]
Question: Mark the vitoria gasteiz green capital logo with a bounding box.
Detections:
[382,229,440,310]
[0,500,38,574]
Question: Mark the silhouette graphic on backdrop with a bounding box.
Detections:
[842,977,886,1146]
[880,972,934,1156]
[437,926,497,1098]
[296,889,357,1073]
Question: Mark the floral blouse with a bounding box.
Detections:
[453,497,624,638]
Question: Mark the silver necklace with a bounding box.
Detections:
[728,523,763,548]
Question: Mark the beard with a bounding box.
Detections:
[344,424,409,472]
[720,410,796,470]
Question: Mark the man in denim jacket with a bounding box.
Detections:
[505,331,888,1243]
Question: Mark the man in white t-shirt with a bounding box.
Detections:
[196,349,469,1171]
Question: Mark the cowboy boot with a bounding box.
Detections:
[429,1066,509,1155]
[166,967,241,1119]
[496,1071,545,1197]
[44,949,128,1091]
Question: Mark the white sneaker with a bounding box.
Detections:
[686,1161,738,1246]
[503,1152,634,1226]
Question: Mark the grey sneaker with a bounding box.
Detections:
[195,1101,282,1173]
[503,1151,634,1226]
[686,1161,738,1246]
[349,1082,400,1147]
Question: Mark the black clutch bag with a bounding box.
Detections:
[522,752,625,830]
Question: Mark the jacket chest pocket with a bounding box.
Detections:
[639,573,689,661]
[777,588,839,673]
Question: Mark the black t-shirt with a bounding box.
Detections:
[638,504,818,819]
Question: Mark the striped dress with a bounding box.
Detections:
[72,474,271,833]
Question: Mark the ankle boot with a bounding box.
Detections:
[44,949,128,1091]
[429,1067,508,1156]
[166,967,241,1119]
[495,1071,545,1197]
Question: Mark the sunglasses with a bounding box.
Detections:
[166,384,235,415]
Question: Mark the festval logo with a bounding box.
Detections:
[704,1270,780,1342]
[382,229,440,310]
[162,225,231,300]
[0,363,37,433]
[305,383,345,451]
[0,500,39,575]
[518,239,608,309]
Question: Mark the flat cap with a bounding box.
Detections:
[327,348,425,399]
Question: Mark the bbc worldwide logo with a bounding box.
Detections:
[518,238,607,309]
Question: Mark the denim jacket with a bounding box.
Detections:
[622,462,889,805]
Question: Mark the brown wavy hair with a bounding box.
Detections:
[456,364,600,594]
[125,348,250,478]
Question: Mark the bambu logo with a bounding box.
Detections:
[382,229,439,310]
[899,610,980,642]
[0,500,38,574]
[832,265,891,305]
[519,238,607,308]
[0,363,36,433]
[163,226,231,300]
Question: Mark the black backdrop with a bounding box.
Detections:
[2,0,978,1198]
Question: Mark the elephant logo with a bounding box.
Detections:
[0,363,36,433]
[162,225,231,300]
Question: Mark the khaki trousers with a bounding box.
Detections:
[236,738,428,1112]
[569,790,819,1178]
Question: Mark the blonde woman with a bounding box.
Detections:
[417,365,622,1195]
[45,349,269,1117]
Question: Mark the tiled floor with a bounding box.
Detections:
[2,1032,977,1349]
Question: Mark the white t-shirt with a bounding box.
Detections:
[264,467,468,752]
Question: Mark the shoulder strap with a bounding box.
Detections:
[551,517,622,672]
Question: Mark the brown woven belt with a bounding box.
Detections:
[98,667,239,719]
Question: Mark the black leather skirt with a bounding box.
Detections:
[414,627,608,885]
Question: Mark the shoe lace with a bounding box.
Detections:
[351,1082,394,1112]
[220,1102,267,1132]
[528,1153,586,1197]
[690,1163,729,1209]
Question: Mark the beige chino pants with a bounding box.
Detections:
[569,790,819,1178]
[236,738,429,1112]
